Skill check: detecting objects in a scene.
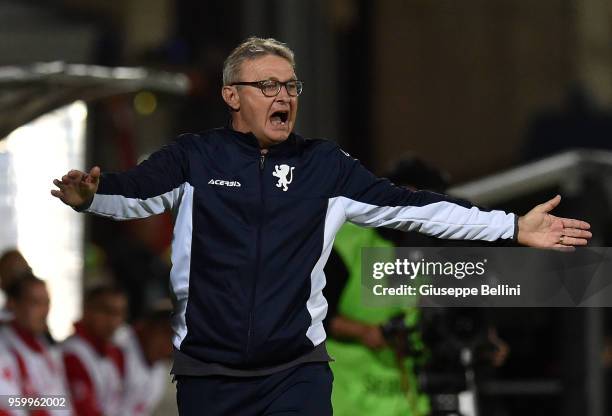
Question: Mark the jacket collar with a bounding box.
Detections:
[223,122,299,157]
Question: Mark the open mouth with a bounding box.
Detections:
[270,110,289,126]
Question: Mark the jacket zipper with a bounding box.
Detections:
[245,152,266,362]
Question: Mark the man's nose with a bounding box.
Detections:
[275,84,291,101]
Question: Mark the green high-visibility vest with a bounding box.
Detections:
[328,223,430,416]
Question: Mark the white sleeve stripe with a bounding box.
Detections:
[341,197,515,241]
[305,197,347,346]
[169,184,194,349]
[85,184,186,220]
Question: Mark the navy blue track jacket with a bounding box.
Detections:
[84,127,517,370]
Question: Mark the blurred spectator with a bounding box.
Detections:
[113,304,173,416]
[0,249,32,292]
[103,220,172,320]
[61,286,127,416]
[0,273,73,414]
[0,249,32,323]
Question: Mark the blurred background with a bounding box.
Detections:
[1,0,612,415]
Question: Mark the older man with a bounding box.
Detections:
[51,37,591,415]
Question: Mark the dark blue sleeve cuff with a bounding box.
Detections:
[512,214,519,243]
[72,195,94,212]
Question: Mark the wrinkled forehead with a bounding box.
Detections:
[239,54,296,82]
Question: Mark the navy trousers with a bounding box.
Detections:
[176,362,333,416]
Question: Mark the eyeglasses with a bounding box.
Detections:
[230,79,304,97]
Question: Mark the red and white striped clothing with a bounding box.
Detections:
[0,333,22,416]
[61,323,124,416]
[0,324,73,416]
[113,325,168,416]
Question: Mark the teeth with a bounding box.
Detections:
[270,116,285,126]
[270,111,288,126]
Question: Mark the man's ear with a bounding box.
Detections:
[222,86,240,112]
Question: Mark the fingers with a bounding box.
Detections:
[52,179,65,190]
[86,166,101,184]
[561,218,591,230]
[58,170,84,186]
[52,168,99,207]
[52,179,71,203]
[50,189,63,199]
[53,168,96,189]
[561,228,592,239]
[555,228,589,246]
[67,170,82,180]
[559,236,589,246]
[536,194,561,213]
[52,170,85,202]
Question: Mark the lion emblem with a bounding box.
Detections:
[272,164,295,192]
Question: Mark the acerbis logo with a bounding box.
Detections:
[208,179,241,187]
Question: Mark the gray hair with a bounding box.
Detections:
[222,37,295,86]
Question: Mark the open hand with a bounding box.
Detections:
[517,195,591,248]
[51,166,100,208]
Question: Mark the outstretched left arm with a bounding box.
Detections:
[330,145,592,247]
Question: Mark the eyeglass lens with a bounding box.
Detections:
[261,81,302,97]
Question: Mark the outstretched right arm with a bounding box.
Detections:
[51,138,190,220]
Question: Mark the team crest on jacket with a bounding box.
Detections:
[273,164,294,191]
